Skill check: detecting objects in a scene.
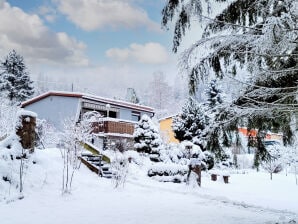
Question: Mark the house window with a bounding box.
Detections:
[82,102,119,118]
[132,111,141,122]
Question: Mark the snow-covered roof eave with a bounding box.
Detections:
[82,94,154,113]
[21,91,155,114]
[21,91,83,108]
[158,114,178,122]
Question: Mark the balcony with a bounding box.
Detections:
[91,118,135,136]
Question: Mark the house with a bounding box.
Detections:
[21,91,154,150]
[238,127,283,142]
[159,115,179,143]
[159,116,283,145]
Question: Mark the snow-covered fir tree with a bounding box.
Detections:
[205,79,223,110]
[133,114,162,154]
[0,50,34,104]
[162,0,297,164]
[172,97,208,150]
[204,79,236,160]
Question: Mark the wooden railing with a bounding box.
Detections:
[91,119,135,135]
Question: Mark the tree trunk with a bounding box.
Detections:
[295,166,297,185]
[16,115,36,153]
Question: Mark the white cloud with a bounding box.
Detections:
[106,42,169,64]
[54,0,160,32]
[38,5,58,23]
[0,2,88,66]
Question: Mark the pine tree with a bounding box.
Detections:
[133,114,162,154]
[162,0,298,161]
[0,50,34,104]
[172,97,209,150]
[125,88,140,104]
[204,80,236,160]
[205,79,223,109]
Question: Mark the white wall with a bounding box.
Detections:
[24,96,80,130]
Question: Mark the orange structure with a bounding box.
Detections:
[159,116,179,143]
[238,127,283,141]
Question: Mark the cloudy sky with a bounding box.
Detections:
[0,0,187,98]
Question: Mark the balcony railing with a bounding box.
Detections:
[91,118,135,135]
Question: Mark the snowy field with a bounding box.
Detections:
[0,148,297,224]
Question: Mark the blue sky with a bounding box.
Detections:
[0,0,190,98]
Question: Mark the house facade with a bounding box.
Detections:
[21,91,154,150]
[159,115,179,144]
[159,116,283,146]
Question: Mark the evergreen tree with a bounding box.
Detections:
[0,50,34,104]
[162,0,297,162]
[133,114,162,154]
[205,79,223,109]
[172,97,209,150]
[125,88,140,104]
[204,80,236,160]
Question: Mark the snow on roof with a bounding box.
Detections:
[21,91,83,107]
[17,109,37,118]
[21,91,154,113]
[82,93,154,113]
[158,114,178,121]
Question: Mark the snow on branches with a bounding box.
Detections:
[133,114,162,154]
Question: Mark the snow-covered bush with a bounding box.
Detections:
[125,150,142,165]
[35,119,60,148]
[158,141,215,170]
[133,114,162,154]
[0,134,33,201]
[110,151,128,188]
[214,148,233,169]
[262,142,284,180]
[148,163,188,183]
[0,98,18,138]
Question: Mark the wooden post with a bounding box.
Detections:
[16,111,37,153]
[187,158,202,187]
[193,165,202,187]
[223,175,229,184]
[211,174,217,181]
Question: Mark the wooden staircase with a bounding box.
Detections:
[80,142,113,178]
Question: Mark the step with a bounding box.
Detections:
[87,156,102,161]
[81,152,93,157]
[102,167,109,171]
[102,171,113,175]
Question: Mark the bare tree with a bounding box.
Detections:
[59,112,97,194]
[110,151,128,188]
[147,72,173,118]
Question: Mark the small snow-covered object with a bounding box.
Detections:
[17,109,37,118]
[190,158,201,166]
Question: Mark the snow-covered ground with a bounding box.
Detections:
[0,148,297,224]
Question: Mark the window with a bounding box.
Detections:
[132,111,141,122]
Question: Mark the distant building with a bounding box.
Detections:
[238,127,283,142]
[21,91,154,149]
[159,115,179,144]
[159,117,283,145]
